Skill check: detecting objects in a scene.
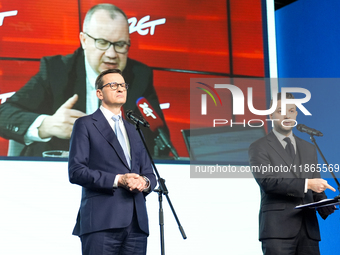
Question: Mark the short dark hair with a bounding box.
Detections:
[270,92,295,108]
[95,69,123,90]
[83,4,129,32]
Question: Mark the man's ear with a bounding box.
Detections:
[79,32,86,50]
[96,89,103,100]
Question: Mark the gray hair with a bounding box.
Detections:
[83,3,128,32]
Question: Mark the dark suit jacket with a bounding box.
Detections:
[68,109,157,236]
[248,131,327,241]
[0,47,169,157]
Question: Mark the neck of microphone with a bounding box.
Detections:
[126,110,150,128]
[296,124,323,137]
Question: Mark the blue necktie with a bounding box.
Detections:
[284,137,295,160]
[112,115,131,168]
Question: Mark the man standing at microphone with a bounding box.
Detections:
[248,92,335,255]
[69,69,156,255]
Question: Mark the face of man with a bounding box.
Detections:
[270,100,298,136]
[80,10,130,74]
[97,73,127,109]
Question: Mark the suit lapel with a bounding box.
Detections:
[267,132,292,166]
[92,109,130,170]
[267,131,299,178]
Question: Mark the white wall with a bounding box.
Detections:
[0,160,261,255]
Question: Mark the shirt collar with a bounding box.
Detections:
[272,128,295,143]
[100,105,122,122]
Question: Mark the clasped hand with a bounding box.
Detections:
[118,173,147,193]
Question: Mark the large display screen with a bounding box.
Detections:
[0,0,268,160]
[0,1,338,255]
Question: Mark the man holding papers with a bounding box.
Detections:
[249,92,336,255]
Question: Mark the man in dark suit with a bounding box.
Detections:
[0,3,169,157]
[249,92,335,255]
[69,68,157,255]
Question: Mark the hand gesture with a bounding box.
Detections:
[38,94,86,139]
[308,178,336,193]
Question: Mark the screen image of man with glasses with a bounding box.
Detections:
[0,3,170,157]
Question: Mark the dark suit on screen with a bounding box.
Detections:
[248,131,330,254]
[0,47,168,157]
[68,108,156,238]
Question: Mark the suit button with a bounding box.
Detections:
[14,126,19,132]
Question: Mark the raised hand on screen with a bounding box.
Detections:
[38,94,86,139]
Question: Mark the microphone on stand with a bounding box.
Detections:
[135,97,179,159]
[296,124,323,137]
[126,110,150,128]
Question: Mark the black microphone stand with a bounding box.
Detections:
[134,122,187,255]
[309,135,340,194]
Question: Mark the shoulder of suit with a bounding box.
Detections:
[125,58,152,73]
[249,132,270,147]
[75,114,92,124]
[76,108,103,123]
[40,47,84,71]
[294,134,314,147]
[123,118,136,128]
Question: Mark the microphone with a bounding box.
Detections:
[126,110,150,128]
[296,124,323,137]
[136,97,179,159]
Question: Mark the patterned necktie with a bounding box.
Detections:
[112,115,131,168]
[283,137,295,160]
